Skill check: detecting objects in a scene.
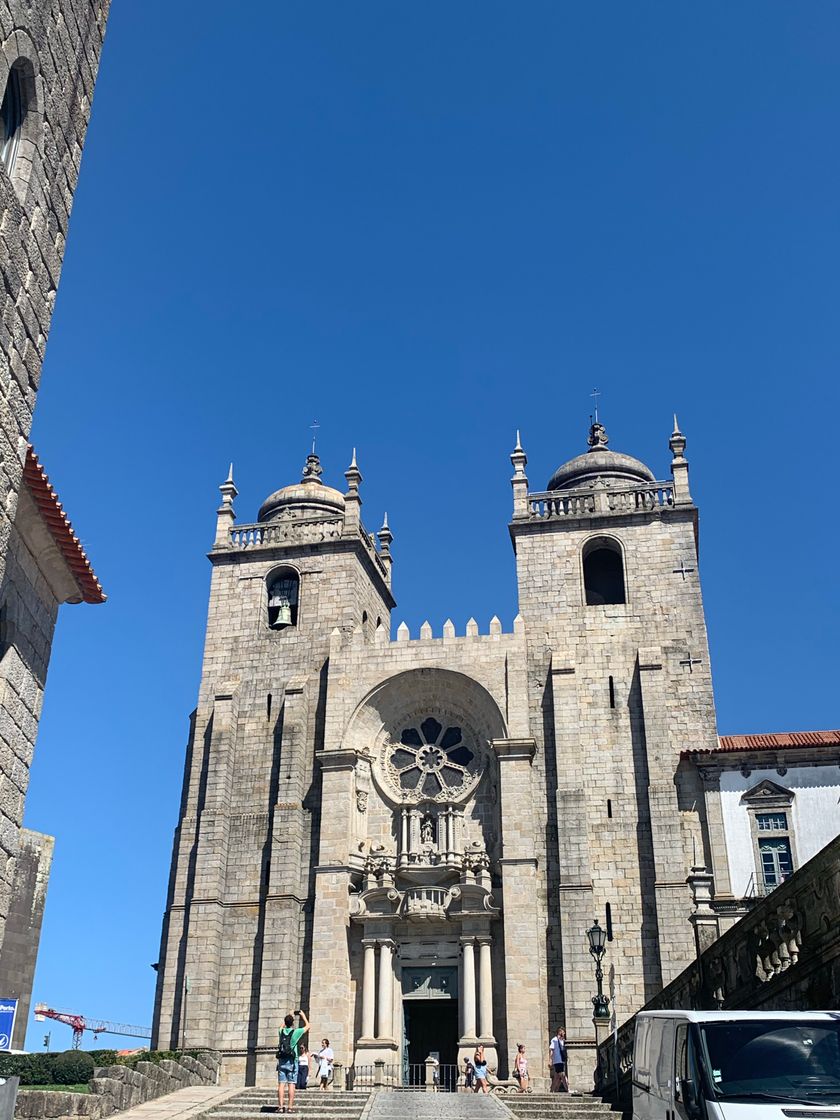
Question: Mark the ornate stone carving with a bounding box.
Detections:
[356,790,368,813]
[378,716,484,804]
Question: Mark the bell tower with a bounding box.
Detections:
[152,451,395,1082]
[510,418,718,1039]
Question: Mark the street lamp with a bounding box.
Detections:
[586,919,610,1020]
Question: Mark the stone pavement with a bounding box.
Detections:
[98,1086,241,1120]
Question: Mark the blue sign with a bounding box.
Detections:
[0,999,17,1051]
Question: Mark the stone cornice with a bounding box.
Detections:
[491,737,537,763]
[317,748,361,773]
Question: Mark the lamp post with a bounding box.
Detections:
[586,919,610,1020]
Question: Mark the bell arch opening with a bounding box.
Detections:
[583,536,626,605]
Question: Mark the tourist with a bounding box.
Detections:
[317,1039,334,1090]
[548,1026,567,1092]
[277,1009,309,1114]
[473,1044,489,1093]
[296,1045,310,1091]
[513,1044,529,1092]
[463,1057,475,1091]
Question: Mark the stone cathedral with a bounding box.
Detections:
[152,419,720,1087]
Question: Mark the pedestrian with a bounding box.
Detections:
[473,1044,489,1094]
[513,1044,529,1092]
[296,1045,309,1091]
[463,1057,475,1091]
[317,1038,334,1090]
[548,1026,568,1093]
[276,1009,309,1114]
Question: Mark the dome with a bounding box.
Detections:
[258,453,346,522]
[547,422,655,492]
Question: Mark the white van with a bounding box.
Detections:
[632,1010,840,1119]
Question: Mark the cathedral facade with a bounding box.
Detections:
[152,420,721,1086]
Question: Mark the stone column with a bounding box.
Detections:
[461,938,476,1039]
[377,941,394,1040]
[478,937,494,1040]
[361,939,377,1039]
[399,810,409,868]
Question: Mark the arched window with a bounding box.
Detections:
[1,63,25,175]
[267,569,299,629]
[583,539,626,605]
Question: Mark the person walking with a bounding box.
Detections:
[473,1044,489,1093]
[548,1027,568,1093]
[277,1010,309,1114]
[513,1044,529,1092]
[316,1039,334,1090]
[463,1057,475,1091]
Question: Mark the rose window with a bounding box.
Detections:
[386,717,479,801]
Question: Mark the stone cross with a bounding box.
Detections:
[679,654,702,672]
[673,559,695,580]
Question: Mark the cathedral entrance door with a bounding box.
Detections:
[401,964,458,1090]
[403,999,459,1091]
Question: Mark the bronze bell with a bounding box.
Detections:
[272,600,293,627]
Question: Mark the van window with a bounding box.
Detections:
[700,1020,840,1105]
[655,1020,676,1092]
[634,1019,651,1090]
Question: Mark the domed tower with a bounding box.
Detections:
[152,451,394,1079]
[510,418,718,1041]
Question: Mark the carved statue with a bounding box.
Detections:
[421,816,435,845]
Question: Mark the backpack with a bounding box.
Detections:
[277,1029,296,1063]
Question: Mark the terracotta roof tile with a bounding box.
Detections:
[23,446,106,605]
[687,730,840,757]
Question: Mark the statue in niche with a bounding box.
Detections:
[421,816,435,845]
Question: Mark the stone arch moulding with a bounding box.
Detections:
[580,531,627,606]
[340,667,508,809]
[1,31,44,203]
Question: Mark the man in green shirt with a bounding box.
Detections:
[277,1009,310,1113]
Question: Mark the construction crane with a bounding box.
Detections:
[34,1004,152,1050]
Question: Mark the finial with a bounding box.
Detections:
[301,452,323,483]
[345,447,362,493]
[378,512,393,548]
[590,387,601,423]
[515,429,522,451]
[310,419,320,455]
[669,413,687,460]
[587,419,609,450]
[219,462,238,505]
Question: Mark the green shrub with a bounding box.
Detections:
[53,1051,95,1085]
[88,1050,118,1066]
[0,1052,55,1085]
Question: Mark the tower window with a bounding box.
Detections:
[267,569,299,629]
[583,538,626,605]
[1,64,25,175]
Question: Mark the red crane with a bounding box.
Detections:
[34,1004,152,1050]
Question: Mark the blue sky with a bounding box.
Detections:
[21,1,840,1049]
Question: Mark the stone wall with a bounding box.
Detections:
[597,833,840,1098]
[0,0,110,947]
[14,1053,220,1120]
[0,828,53,1047]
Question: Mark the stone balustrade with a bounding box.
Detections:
[403,886,450,920]
[597,834,840,1101]
[228,517,390,580]
[527,480,675,520]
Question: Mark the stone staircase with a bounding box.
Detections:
[200,1088,623,1120]
[366,1092,509,1120]
[204,1088,371,1120]
[498,1093,621,1120]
